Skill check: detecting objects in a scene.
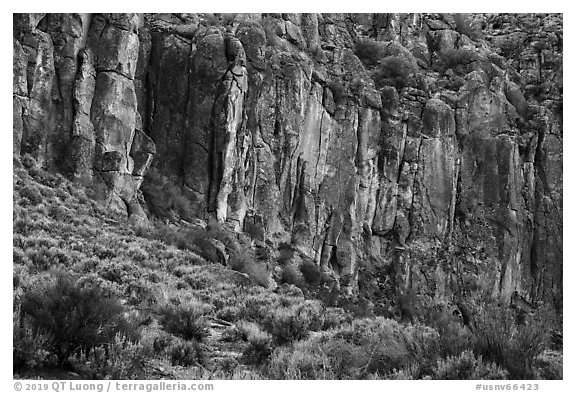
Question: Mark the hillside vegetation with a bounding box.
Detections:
[13,155,561,380]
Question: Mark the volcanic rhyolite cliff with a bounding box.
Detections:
[13,13,562,311]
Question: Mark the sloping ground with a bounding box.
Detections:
[13,154,289,379]
[13,155,561,380]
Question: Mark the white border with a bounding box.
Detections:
[1,3,572,391]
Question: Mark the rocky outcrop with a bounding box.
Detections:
[13,13,155,219]
[13,13,562,310]
[136,13,561,307]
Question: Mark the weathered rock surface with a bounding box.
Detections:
[13,13,562,311]
[14,13,155,218]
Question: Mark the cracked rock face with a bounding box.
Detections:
[14,13,154,219]
[13,13,562,309]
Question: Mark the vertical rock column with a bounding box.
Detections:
[185,28,228,213]
[14,14,93,171]
[16,14,56,165]
[70,48,96,179]
[411,98,458,240]
[13,38,28,155]
[210,34,248,226]
[455,79,526,304]
[87,14,144,213]
[146,19,195,180]
[237,20,286,239]
[41,14,90,171]
[530,107,563,309]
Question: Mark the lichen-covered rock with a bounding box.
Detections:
[13,38,28,155]
[70,48,96,179]
[20,29,56,164]
[91,71,137,170]
[13,13,154,220]
[90,18,140,79]
[40,13,89,162]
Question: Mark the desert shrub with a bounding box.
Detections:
[267,335,369,379]
[439,48,477,72]
[126,246,150,263]
[280,264,307,288]
[549,327,563,350]
[20,234,59,249]
[229,321,260,341]
[205,223,243,252]
[322,307,353,330]
[13,246,27,266]
[325,337,370,378]
[92,242,116,259]
[331,318,415,375]
[138,326,174,357]
[19,184,43,206]
[262,301,325,345]
[372,56,411,89]
[47,204,72,222]
[167,339,204,367]
[141,168,195,222]
[266,316,440,379]
[13,216,33,235]
[386,364,421,380]
[533,350,562,380]
[38,184,56,199]
[151,222,255,271]
[355,38,386,67]
[433,350,508,380]
[403,323,441,360]
[171,265,200,278]
[13,309,52,372]
[176,280,189,290]
[23,246,75,272]
[149,224,204,253]
[229,249,271,287]
[90,334,147,379]
[99,260,137,285]
[417,297,474,357]
[216,305,245,323]
[265,317,438,379]
[20,154,38,170]
[157,300,210,341]
[299,260,324,286]
[472,303,552,379]
[277,243,295,266]
[240,293,275,321]
[453,14,482,41]
[262,308,311,345]
[180,224,272,287]
[238,322,275,365]
[334,294,377,319]
[266,337,331,379]
[19,270,136,365]
[123,276,158,307]
[189,231,225,262]
[333,318,438,377]
[25,163,66,189]
[182,272,213,291]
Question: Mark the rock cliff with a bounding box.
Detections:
[13,13,562,311]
